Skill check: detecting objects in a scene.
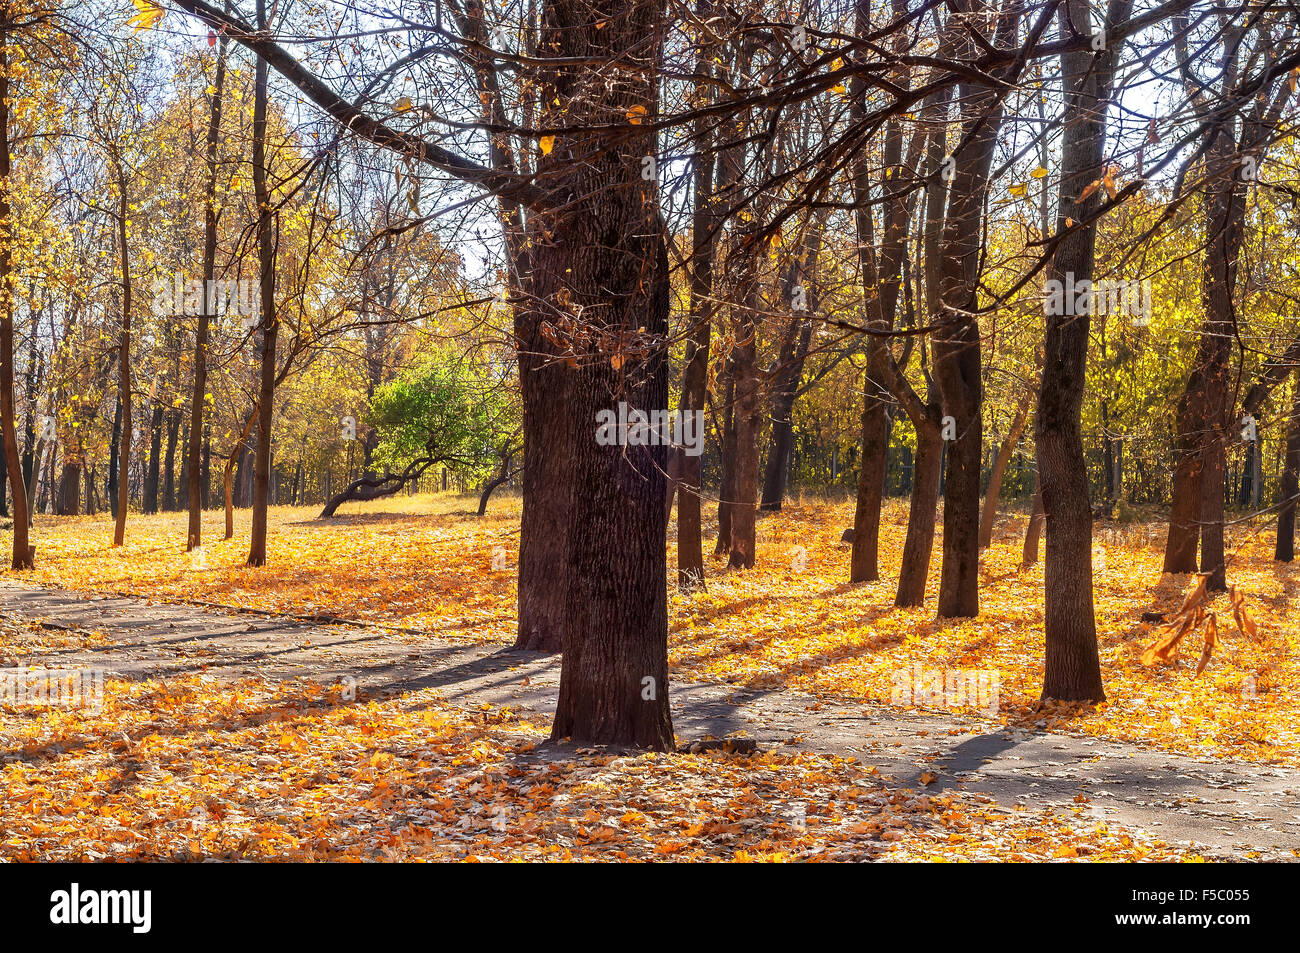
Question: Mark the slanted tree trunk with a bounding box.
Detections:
[321,440,444,517]
[1023,476,1045,566]
[477,443,517,516]
[223,411,256,540]
[980,392,1031,547]
[889,69,951,606]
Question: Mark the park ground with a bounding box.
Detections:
[1,493,1297,861]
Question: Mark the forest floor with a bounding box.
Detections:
[1,493,1297,861]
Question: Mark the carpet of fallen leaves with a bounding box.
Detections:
[4,492,1297,771]
[0,665,1200,861]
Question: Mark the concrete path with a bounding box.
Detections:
[2,579,1297,860]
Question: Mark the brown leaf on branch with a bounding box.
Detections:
[1141,611,1197,666]
[1195,612,1218,677]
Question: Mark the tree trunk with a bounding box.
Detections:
[162,409,180,511]
[201,427,211,509]
[0,432,8,518]
[929,4,1022,617]
[848,0,914,586]
[543,2,674,749]
[714,373,736,556]
[760,411,794,512]
[248,9,277,569]
[674,0,717,588]
[0,26,30,566]
[113,186,132,547]
[850,398,890,582]
[726,253,764,570]
[477,444,515,516]
[896,419,942,606]
[143,403,163,514]
[1163,18,1266,592]
[1023,477,1044,566]
[57,462,81,516]
[1035,0,1127,703]
[979,393,1030,547]
[1276,375,1300,561]
[107,395,121,520]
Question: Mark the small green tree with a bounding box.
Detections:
[320,352,513,516]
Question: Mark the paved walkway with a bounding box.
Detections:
[2,579,1297,860]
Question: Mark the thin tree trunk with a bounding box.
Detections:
[189,34,226,547]
[674,0,716,588]
[143,403,163,514]
[162,409,180,511]
[850,397,890,582]
[726,248,764,570]
[107,395,120,519]
[714,373,736,556]
[0,432,8,518]
[0,24,30,567]
[113,184,132,547]
[980,392,1030,547]
[248,4,277,568]
[1023,477,1044,566]
[1276,375,1300,561]
[895,421,943,606]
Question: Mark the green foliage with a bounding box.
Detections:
[368,352,513,483]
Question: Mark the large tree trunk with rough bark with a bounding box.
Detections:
[533,0,674,749]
